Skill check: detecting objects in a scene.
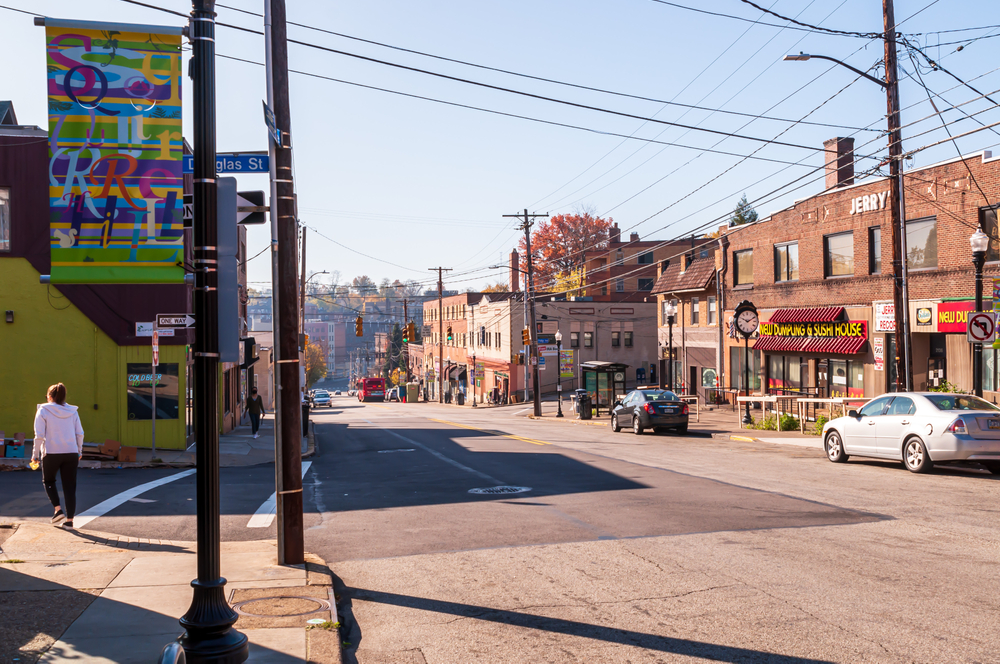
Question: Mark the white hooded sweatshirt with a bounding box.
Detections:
[32,402,85,460]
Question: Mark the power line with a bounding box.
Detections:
[646,0,869,37]
[736,0,882,38]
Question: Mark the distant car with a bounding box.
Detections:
[311,390,332,408]
[386,386,403,402]
[348,390,356,397]
[822,392,1000,474]
[611,389,689,435]
[334,390,342,396]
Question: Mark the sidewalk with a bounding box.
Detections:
[524,399,825,447]
[0,417,313,470]
[0,521,341,663]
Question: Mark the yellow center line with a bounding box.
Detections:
[428,418,551,446]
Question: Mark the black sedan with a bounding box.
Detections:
[611,389,689,435]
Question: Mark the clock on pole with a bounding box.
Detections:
[733,300,758,424]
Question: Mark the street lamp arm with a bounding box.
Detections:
[783,53,886,89]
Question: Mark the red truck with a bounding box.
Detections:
[358,377,386,402]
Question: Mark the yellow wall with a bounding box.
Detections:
[0,258,187,450]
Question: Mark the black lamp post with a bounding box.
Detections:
[972,227,989,397]
[665,301,676,392]
[555,329,564,417]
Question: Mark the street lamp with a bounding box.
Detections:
[665,300,677,392]
[972,228,990,397]
[784,39,913,392]
[555,329,564,417]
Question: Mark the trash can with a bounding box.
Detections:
[301,402,310,436]
[576,389,592,420]
[456,392,465,406]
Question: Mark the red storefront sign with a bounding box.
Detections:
[937,301,975,333]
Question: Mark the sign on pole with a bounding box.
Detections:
[967,312,996,344]
[183,153,270,174]
[993,279,1000,314]
[559,350,574,378]
[45,20,185,284]
[263,100,282,145]
[152,330,160,367]
[157,314,195,328]
[236,191,268,225]
[136,322,174,337]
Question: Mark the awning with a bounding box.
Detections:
[767,307,844,323]
[754,334,867,354]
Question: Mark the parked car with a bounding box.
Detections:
[348,390,356,397]
[610,389,689,435]
[822,392,1000,474]
[334,390,342,396]
[311,390,332,408]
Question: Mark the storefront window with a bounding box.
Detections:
[825,232,854,277]
[734,249,753,285]
[702,367,717,387]
[127,363,180,420]
[730,346,761,391]
[829,359,864,398]
[768,355,803,393]
[984,347,995,393]
[906,217,938,269]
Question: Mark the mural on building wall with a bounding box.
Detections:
[46,21,184,284]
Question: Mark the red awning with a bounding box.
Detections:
[754,334,867,354]
[767,307,844,323]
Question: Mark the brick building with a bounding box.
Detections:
[720,141,1000,400]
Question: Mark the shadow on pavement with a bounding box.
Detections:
[341,584,835,664]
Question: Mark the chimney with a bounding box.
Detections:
[609,222,620,244]
[509,249,520,292]
[824,137,855,190]
[629,232,640,242]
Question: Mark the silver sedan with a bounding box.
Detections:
[821,392,1000,474]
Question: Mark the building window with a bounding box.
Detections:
[660,259,670,274]
[615,249,623,265]
[869,227,882,274]
[611,331,621,347]
[616,278,624,292]
[692,297,700,325]
[638,278,654,291]
[734,249,753,285]
[773,242,798,282]
[584,332,593,348]
[825,231,854,277]
[0,188,9,251]
[906,217,938,270]
[624,331,633,347]
[601,284,608,295]
[708,296,717,325]
[638,251,653,264]
[980,205,999,262]
[571,331,579,348]
[496,332,501,347]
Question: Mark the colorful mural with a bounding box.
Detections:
[46,22,184,284]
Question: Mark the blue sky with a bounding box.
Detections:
[4,0,999,293]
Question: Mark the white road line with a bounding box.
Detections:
[247,461,313,528]
[513,408,532,415]
[365,419,503,484]
[75,469,196,529]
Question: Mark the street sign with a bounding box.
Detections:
[136,322,174,337]
[263,100,282,146]
[182,153,270,174]
[183,194,193,227]
[237,191,268,225]
[157,314,196,328]
[968,312,996,343]
[152,331,159,367]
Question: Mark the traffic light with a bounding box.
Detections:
[355,316,363,337]
[304,334,309,348]
[522,328,530,345]
[408,322,416,342]
[402,323,409,344]
[447,326,453,342]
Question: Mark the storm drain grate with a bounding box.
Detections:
[468,486,532,495]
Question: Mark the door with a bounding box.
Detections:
[877,396,916,457]
[618,392,637,420]
[841,396,892,456]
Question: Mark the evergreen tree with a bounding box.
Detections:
[729,194,758,227]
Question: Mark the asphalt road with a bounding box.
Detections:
[4,396,1000,662]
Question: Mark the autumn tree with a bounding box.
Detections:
[729,194,758,227]
[519,211,612,291]
[481,282,507,293]
[352,275,377,295]
[305,342,327,388]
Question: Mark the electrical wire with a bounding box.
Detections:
[736,0,882,38]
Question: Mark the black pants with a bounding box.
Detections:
[249,412,261,434]
[42,453,78,519]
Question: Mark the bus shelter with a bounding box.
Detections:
[580,361,629,416]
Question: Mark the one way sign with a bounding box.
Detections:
[237,191,268,225]
[157,314,196,328]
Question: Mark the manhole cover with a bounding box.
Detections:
[468,486,532,495]
[233,595,331,618]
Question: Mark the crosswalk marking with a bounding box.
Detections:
[247,461,313,528]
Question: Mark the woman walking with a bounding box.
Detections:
[31,383,84,529]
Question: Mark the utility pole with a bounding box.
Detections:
[429,267,452,402]
[504,209,548,417]
[401,299,411,383]
[268,0,303,565]
[179,2,249,661]
[884,0,912,392]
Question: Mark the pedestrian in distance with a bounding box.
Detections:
[247,387,265,439]
[31,383,84,530]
